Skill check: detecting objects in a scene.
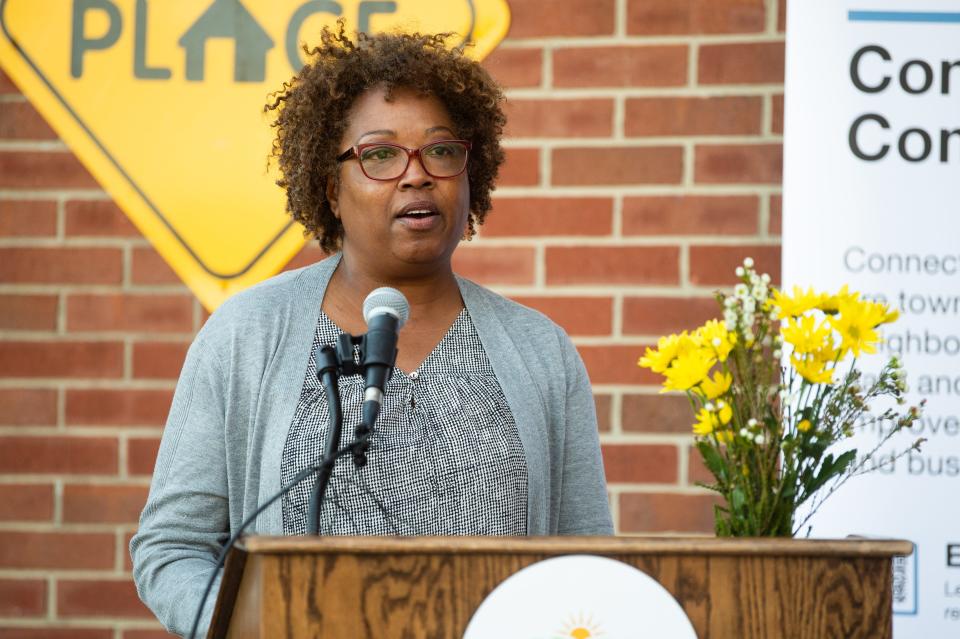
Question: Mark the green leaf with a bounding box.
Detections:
[833,449,857,475]
[697,441,728,483]
[731,487,747,515]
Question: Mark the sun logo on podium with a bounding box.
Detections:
[555,612,604,638]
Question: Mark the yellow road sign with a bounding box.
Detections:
[0,0,510,309]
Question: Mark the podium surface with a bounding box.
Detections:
[210,536,911,638]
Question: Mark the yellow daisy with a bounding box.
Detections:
[699,370,733,400]
[830,298,890,357]
[662,348,716,392]
[790,353,835,384]
[772,286,823,318]
[781,315,834,355]
[697,319,737,362]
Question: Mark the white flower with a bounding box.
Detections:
[743,329,755,343]
[734,283,748,297]
[774,334,784,345]
[723,309,737,325]
[754,434,765,445]
[761,273,771,284]
[739,428,750,437]
[743,257,754,268]
[747,418,758,427]
[705,402,715,412]
[743,298,756,313]
[724,296,737,308]
[773,349,782,358]
[735,266,745,277]
[725,319,737,331]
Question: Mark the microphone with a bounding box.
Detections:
[354,287,409,465]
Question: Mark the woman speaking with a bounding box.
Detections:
[131,25,612,636]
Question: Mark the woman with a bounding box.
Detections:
[131,26,612,636]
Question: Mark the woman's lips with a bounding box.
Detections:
[395,210,441,231]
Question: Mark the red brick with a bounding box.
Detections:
[619,492,721,533]
[131,247,184,285]
[482,47,542,88]
[0,247,122,284]
[64,200,139,237]
[63,484,149,523]
[769,194,782,236]
[778,0,786,32]
[622,196,758,236]
[545,246,679,285]
[58,579,152,618]
[504,99,613,138]
[627,0,766,35]
[67,294,193,333]
[771,93,784,134]
[0,531,114,569]
[483,198,613,237]
[133,341,189,379]
[452,246,535,285]
[602,444,678,483]
[0,579,46,616]
[0,102,57,140]
[594,394,612,433]
[508,0,614,37]
[66,389,173,427]
[0,294,59,330]
[0,200,57,237]
[0,630,112,639]
[577,345,660,385]
[694,144,782,184]
[553,46,687,88]
[689,245,781,286]
[622,296,719,335]
[552,147,683,186]
[510,296,614,336]
[698,42,785,84]
[625,96,762,136]
[0,484,54,521]
[124,531,136,571]
[0,436,118,474]
[0,341,123,378]
[499,148,539,186]
[0,151,99,189]
[622,394,695,433]
[0,389,57,426]
[128,438,162,476]
[0,68,19,93]
[122,631,179,639]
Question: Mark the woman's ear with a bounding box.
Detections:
[326,176,340,218]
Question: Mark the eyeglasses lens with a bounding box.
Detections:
[359,142,468,179]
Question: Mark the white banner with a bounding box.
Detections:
[783,1,960,636]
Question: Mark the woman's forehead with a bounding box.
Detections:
[343,86,455,140]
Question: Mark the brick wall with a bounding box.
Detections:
[0,0,785,635]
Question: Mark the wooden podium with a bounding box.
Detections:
[208,536,911,638]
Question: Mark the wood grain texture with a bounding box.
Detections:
[217,537,906,639]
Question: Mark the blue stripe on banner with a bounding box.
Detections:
[848,10,960,23]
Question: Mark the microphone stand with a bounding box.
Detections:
[306,329,385,534]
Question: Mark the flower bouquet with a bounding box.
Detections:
[639,258,924,537]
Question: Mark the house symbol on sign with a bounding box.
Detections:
[178,0,274,82]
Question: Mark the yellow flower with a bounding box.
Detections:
[790,353,835,384]
[693,408,718,435]
[699,370,733,400]
[830,297,891,357]
[716,400,733,425]
[818,285,858,314]
[697,319,736,362]
[662,347,716,392]
[639,331,699,373]
[781,315,834,355]
[797,419,813,433]
[772,286,823,318]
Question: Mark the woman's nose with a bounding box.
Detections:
[398,152,434,189]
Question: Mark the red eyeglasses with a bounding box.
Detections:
[336,140,471,180]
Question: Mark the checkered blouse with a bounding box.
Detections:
[281,308,529,536]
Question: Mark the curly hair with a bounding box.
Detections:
[265,25,506,253]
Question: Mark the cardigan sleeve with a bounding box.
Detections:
[129,334,229,637]
[555,328,615,535]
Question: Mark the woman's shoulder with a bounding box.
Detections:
[458,277,563,337]
[200,256,338,341]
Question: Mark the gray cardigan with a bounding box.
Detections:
[131,254,612,636]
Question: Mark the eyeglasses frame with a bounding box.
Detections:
[335,139,472,181]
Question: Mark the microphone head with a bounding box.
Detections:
[363,287,410,329]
